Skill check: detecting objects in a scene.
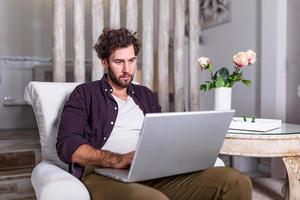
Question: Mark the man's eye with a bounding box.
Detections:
[115,60,122,64]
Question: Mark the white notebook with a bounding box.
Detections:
[229,117,282,132]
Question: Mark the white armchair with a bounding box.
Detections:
[24,81,225,200]
[24,82,90,200]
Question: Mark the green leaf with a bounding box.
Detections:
[212,70,219,80]
[224,81,231,87]
[208,64,213,73]
[227,74,236,87]
[204,83,211,91]
[236,72,243,81]
[200,84,206,91]
[242,80,251,86]
[219,67,229,80]
[215,77,225,88]
[209,82,215,91]
[232,74,238,81]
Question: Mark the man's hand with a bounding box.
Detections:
[100,151,134,169]
[71,144,135,169]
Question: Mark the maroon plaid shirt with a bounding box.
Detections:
[56,74,161,178]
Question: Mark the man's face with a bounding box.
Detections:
[104,45,137,88]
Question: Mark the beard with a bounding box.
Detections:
[107,65,134,88]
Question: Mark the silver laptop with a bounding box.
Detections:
[94,110,235,182]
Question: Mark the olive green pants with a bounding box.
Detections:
[81,166,252,200]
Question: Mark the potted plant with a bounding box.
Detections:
[198,50,257,110]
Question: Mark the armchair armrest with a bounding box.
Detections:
[31,161,90,200]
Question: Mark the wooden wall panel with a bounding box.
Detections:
[53,0,66,82]
[189,0,201,111]
[91,0,105,81]
[73,0,85,82]
[110,0,120,28]
[142,0,154,89]
[174,0,185,111]
[126,0,138,32]
[158,0,170,112]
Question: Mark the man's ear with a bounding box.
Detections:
[101,59,108,68]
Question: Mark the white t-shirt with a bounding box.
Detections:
[101,95,144,154]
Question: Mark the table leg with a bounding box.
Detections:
[282,157,300,200]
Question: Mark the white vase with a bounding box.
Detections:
[214,87,232,110]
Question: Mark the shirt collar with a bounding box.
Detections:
[100,74,135,95]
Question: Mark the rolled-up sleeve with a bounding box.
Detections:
[56,86,89,164]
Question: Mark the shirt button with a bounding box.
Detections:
[110,121,114,125]
[114,107,117,110]
[109,89,113,92]
[131,91,135,94]
[104,137,107,140]
[105,89,108,92]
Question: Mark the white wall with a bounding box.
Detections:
[198,0,258,117]
[286,0,300,125]
[0,0,53,59]
[0,60,37,129]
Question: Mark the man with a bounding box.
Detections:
[57,28,252,200]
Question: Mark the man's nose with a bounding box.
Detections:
[123,62,129,72]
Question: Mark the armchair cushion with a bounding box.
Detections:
[24,82,81,170]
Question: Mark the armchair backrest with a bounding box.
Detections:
[24,81,81,170]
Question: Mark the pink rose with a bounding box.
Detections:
[246,50,256,64]
[233,52,248,68]
[197,57,211,70]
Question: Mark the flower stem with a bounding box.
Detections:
[234,66,240,73]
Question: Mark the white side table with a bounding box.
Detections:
[220,123,300,200]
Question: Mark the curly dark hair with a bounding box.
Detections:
[93,28,141,60]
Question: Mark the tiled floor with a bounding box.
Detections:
[0,129,288,200]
